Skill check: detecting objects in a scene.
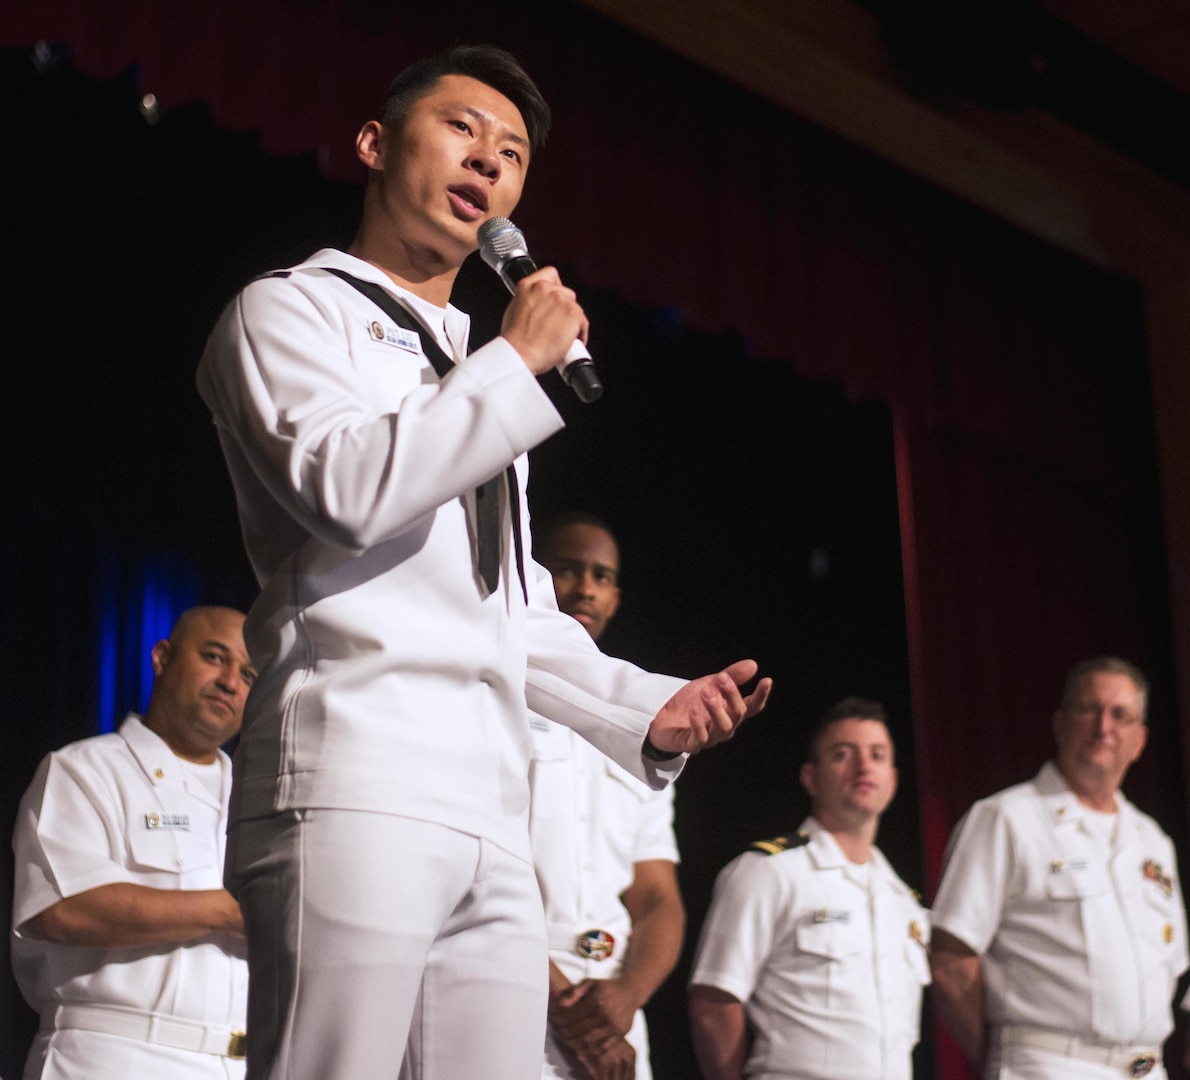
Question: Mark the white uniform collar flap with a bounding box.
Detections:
[1037,759,1142,842]
[306,248,470,360]
[118,713,181,786]
[117,713,230,807]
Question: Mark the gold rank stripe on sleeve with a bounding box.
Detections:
[749,831,810,856]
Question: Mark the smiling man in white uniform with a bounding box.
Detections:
[196,45,771,1080]
[11,606,253,1080]
[930,656,1189,1080]
[531,513,686,1080]
[688,698,930,1080]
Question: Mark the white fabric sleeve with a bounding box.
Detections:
[930,801,1013,955]
[1167,838,1190,978]
[689,853,786,1003]
[197,273,562,552]
[12,755,134,930]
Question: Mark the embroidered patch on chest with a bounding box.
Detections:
[367,320,422,354]
[1143,858,1173,897]
[144,812,190,831]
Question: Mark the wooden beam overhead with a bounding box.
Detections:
[573,0,1190,289]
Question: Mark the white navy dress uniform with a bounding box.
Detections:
[11,714,246,1080]
[197,248,687,1078]
[932,761,1189,1080]
[689,816,930,1080]
[529,716,680,1079]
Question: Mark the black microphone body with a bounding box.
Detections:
[477,217,603,403]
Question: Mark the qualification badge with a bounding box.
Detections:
[577,929,615,961]
[1142,858,1173,897]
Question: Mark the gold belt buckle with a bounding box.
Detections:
[227,1031,247,1059]
[1128,1054,1156,1077]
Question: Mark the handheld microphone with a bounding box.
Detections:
[477,216,603,403]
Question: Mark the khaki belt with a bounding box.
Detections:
[51,1003,246,1059]
[1000,1025,1158,1077]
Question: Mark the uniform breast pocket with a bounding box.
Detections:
[128,820,222,888]
[903,935,931,986]
[792,919,866,1005]
[127,825,182,877]
[1044,862,1109,901]
[602,759,650,806]
[795,919,864,962]
[1136,877,1180,966]
[528,723,572,819]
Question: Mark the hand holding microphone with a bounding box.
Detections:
[478,216,603,403]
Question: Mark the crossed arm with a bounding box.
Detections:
[23,883,243,949]
[688,984,748,1080]
[547,860,686,1080]
[929,928,986,1071]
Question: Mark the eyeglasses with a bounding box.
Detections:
[1068,702,1143,728]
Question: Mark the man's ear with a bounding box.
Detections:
[150,639,172,678]
[1131,723,1149,764]
[799,760,816,800]
[355,120,386,171]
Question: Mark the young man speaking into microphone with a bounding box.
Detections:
[197,44,771,1080]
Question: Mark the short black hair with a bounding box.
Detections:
[534,511,620,566]
[804,696,891,763]
[1060,655,1149,723]
[381,45,551,154]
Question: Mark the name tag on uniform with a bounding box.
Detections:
[368,319,422,354]
[1049,857,1088,874]
[812,908,851,924]
[145,812,190,831]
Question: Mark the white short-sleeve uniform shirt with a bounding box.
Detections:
[932,762,1189,1065]
[529,716,679,1078]
[11,715,247,1080]
[689,817,929,1080]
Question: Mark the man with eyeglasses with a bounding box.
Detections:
[930,657,1188,1079]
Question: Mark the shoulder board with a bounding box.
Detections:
[253,270,292,281]
[749,832,810,856]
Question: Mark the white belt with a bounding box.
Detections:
[51,1003,246,1059]
[1000,1025,1159,1076]
[546,924,623,962]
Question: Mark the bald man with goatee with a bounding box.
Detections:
[12,606,255,1080]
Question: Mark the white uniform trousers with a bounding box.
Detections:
[230,809,549,1080]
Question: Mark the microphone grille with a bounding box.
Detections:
[478,216,529,269]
